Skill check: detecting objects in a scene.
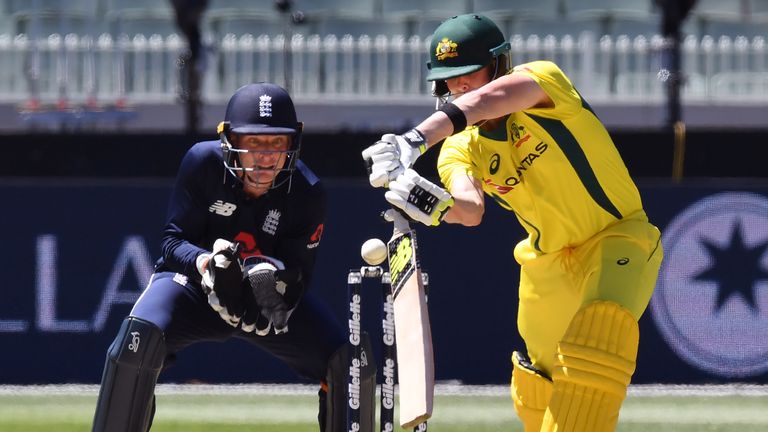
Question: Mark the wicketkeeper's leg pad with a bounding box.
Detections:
[511,351,553,432]
[324,332,376,432]
[540,300,639,432]
[92,316,166,432]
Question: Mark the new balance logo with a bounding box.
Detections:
[209,200,236,216]
[263,209,281,235]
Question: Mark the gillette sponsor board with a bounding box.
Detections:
[1,180,767,384]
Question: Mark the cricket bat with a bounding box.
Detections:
[385,209,434,429]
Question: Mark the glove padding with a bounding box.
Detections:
[385,168,454,226]
[198,239,244,327]
[362,129,427,188]
[241,257,293,335]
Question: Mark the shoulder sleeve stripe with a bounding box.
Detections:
[526,113,623,220]
[296,160,319,186]
[575,89,598,118]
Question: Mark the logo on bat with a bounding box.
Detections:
[388,232,415,298]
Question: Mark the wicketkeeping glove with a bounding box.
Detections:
[361,128,427,188]
[385,168,454,226]
[196,239,244,327]
[241,256,293,335]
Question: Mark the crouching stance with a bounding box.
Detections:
[93,82,366,431]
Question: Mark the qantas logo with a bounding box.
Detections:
[652,192,768,377]
[484,141,548,194]
[208,200,236,216]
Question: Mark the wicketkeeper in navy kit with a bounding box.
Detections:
[92,82,375,432]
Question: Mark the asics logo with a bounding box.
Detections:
[209,200,236,216]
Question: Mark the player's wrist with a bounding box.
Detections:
[430,196,454,226]
[402,128,428,155]
[196,252,211,276]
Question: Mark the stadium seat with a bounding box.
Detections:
[750,0,768,18]
[383,0,471,19]
[294,0,377,18]
[512,16,602,40]
[206,0,294,40]
[9,0,101,37]
[209,15,304,39]
[474,0,560,19]
[688,0,748,39]
[206,0,279,21]
[609,14,663,38]
[473,0,561,42]
[563,0,657,39]
[316,16,410,39]
[699,18,768,38]
[414,17,447,39]
[106,0,176,38]
[692,0,746,19]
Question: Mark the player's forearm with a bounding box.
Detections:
[161,232,208,277]
[443,198,484,226]
[455,73,548,122]
[417,73,547,147]
[444,186,485,226]
[414,111,457,148]
[441,173,485,226]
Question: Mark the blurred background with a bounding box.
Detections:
[1,0,768,390]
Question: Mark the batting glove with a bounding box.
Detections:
[196,239,244,327]
[362,128,427,188]
[385,169,454,226]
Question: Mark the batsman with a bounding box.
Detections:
[362,14,664,431]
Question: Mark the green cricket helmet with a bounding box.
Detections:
[426,14,511,82]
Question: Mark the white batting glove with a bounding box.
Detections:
[361,128,427,188]
[385,169,454,226]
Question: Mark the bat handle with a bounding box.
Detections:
[381,208,412,234]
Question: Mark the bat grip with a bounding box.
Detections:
[381,208,412,234]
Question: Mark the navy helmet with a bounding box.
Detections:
[218,82,304,190]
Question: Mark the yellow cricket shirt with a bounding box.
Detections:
[437,61,644,254]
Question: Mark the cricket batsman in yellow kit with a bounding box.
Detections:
[362,14,663,432]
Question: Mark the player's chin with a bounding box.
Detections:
[244,176,274,194]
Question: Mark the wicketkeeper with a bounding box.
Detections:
[362,14,664,432]
[92,82,375,432]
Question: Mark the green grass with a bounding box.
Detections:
[0,385,766,431]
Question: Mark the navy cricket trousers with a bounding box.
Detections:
[129,271,346,381]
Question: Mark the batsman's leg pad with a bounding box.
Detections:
[540,300,639,432]
[511,351,552,432]
[92,317,166,432]
[325,332,376,432]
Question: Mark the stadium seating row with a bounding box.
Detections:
[2,0,768,41]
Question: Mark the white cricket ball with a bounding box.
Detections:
[360,238,387,265]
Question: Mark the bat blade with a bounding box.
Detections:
[387,223,434,429]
